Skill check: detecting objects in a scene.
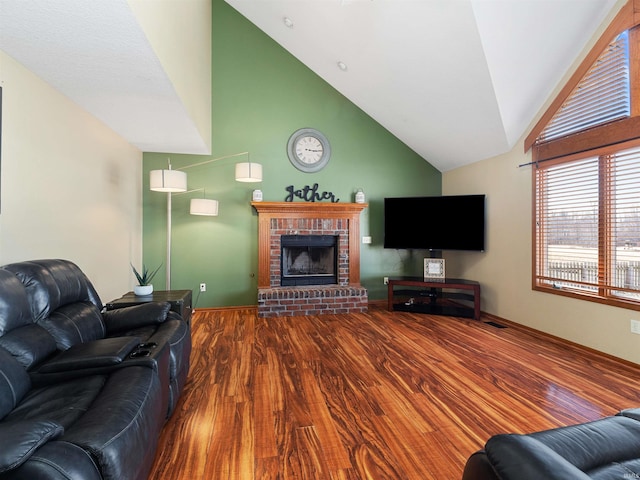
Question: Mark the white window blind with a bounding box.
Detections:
[608,147,640,300]
[535,157,600,292]
[535,146,640,301]
[538,31,630,143]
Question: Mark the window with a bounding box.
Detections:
[535,143,640,307]
[528,0,640,310]
[538,31,630,143]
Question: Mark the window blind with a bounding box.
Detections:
[535,146,640,301]
[538,31,630,143]
[607,147,640,300]
[535,157,600,292]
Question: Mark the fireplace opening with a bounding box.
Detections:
[281,235,338,286]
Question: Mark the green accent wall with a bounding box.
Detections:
[143,0,441,307]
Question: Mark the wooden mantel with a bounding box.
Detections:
[251,202,368,289]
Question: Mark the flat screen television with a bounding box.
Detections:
[383,194,486,251]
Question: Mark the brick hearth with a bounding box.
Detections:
[252,202,368,317]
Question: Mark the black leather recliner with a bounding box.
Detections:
[0,259,191,479]
[2,259,191,416]
[462,408,640,479]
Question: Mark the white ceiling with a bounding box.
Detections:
[0,0,209,155]
[0,0,620,171]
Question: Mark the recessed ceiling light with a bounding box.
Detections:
[337,61,348,71]
[283,17,294,28]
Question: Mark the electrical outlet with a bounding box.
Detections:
[200,283,206,292]
[631,319,640,334]
[383,276,389,285]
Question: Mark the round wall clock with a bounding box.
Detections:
[287,128,331,173]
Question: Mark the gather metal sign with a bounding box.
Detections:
[284,184,339,203]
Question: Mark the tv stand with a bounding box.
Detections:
[387,276,480,320]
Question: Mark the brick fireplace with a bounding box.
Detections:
[252,202,368,317]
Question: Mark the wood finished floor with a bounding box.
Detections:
[148,305,640,479]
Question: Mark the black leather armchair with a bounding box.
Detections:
[462,410,640,479]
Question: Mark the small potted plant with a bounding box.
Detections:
[131,263,161,296]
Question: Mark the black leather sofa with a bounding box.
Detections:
[462,408,640,479]
[0,259,191,479]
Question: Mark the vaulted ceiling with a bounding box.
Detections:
[0,0,621,171]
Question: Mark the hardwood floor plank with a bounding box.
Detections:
[149,306,640,479]
[254,363,278,459]
[299,366,352,470]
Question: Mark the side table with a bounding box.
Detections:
[106,289,193,325]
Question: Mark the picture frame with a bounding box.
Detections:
[424,258,445,279]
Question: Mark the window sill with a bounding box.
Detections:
[533,284,640,312]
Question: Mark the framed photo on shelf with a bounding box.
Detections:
[424,258,445,279]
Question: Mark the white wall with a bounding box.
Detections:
[0,50,142,302]
[128,0,212,154]
[441,2,640,364]
[443,143,640,365]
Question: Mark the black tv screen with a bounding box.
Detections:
[384,195,486,251]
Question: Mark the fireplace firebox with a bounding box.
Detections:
[281,235,338,286]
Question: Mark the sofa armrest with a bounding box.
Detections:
[618,408,640,421]
[485,434,591,480]
[102,302,171,333]
[0,420,64,473]
[461,450,500,480]
[36,337,141,373]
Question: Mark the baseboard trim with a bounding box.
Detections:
[194,305,258,314]
[481,311,640,369]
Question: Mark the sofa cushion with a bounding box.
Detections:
[0,347,31,420]
[482,416,640,480]
[6,375,107,428]
[486,434,591,480]
[0,270,34,336]
[2,261,61,321]
[0,267,59,370]
[40,302,106,349]
[0,419,64,473]
[102,302,170,333]
[530,415,640,472]
[619,408,640,421]
[62,365,167,480]
[0,324,57,370]
[8,440,102,480]
[2,259,98,322]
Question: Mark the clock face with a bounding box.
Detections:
[295,136,324,164]
[287,128,331,173]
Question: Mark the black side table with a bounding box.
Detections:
[106,290,193,325]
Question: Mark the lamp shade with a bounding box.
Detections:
[235,162,263,182]
[190,198,219,216]
[150,169,187,192]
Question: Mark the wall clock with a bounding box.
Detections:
[287,128,331,173]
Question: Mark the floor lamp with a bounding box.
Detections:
[149,165,187,290]
[149,152,262,290]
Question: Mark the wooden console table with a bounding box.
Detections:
[387,277,481,320]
